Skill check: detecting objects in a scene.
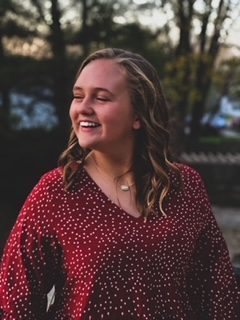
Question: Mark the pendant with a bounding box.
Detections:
[120,184,130,192]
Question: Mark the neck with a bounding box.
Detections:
[88,150,134,179]
[83,150,140,218]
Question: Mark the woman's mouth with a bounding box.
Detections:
[79,121,100,128]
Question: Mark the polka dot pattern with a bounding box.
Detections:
[0,164,239,319]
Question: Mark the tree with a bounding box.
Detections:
[0,0,36,132]
[49,0,70,134]
[70,0,121,54]
[159,0,240,140]
[190,0,234,138]
[214,57,240,99]
[30,0,70,135]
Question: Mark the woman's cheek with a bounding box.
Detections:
[69,102,77,122]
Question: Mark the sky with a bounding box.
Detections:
[131,1,240,54]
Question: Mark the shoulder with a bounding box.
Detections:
[15,168,65,227]
[34,167,64,192]
[175,163,202,184]
[38,167,63,185]
[24,167,64,206]
[167,164,213,224]
[171,163,206,198]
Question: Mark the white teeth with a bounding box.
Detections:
[80,121,99,128]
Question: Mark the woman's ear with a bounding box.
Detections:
[133,116,141,130]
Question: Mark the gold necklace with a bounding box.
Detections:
[90,154,138,216]
[120,182,135,192]
[91,154,135,192]
[89,154,147,222]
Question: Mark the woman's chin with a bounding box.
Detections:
[77,138,98,150]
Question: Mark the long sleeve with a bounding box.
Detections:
[0,173,63,320]
[1,165,239,319]
[186,170,240,319]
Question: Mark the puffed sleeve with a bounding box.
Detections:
[0,171,63,320]
[186,169,240,319]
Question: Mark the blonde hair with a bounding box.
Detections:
[59,48,180,220]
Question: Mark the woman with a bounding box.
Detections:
[0,48,239,319]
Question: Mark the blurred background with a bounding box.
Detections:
[0,0,240,266]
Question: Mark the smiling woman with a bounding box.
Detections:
[69,59,140,153]
[0,48,239,319]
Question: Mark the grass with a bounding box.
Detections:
[199,136,240,144]
[186,135,240,153]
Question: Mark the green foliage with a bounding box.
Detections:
[213,57,240,99]
[163,54,194,114]
[0,0,239,141]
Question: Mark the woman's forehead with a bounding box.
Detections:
[75,59,128,91]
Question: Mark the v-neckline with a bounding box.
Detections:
[82,167,145,222]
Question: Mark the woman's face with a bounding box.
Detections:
[70,59,141,154]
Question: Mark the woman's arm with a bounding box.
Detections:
[0,172,63,320]
[186,169,240,319]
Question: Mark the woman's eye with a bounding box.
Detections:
[96,96,109,102]
[74,96,84,101]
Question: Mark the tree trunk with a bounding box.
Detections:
[49,0,70,135]
[190,60,213,139]
[172,0,195,148]
[190,0,228,140]
[81,0,90,57]
[199,0,212,53]
[175,0,194,56]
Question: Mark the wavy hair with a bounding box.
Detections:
[59,48,180,220]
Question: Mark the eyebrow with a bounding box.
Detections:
[73,86,113,96]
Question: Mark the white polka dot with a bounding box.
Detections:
[0,165,239,319]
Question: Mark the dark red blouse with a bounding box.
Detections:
[0,164,239,319]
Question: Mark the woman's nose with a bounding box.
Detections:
[76,97,94,115]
